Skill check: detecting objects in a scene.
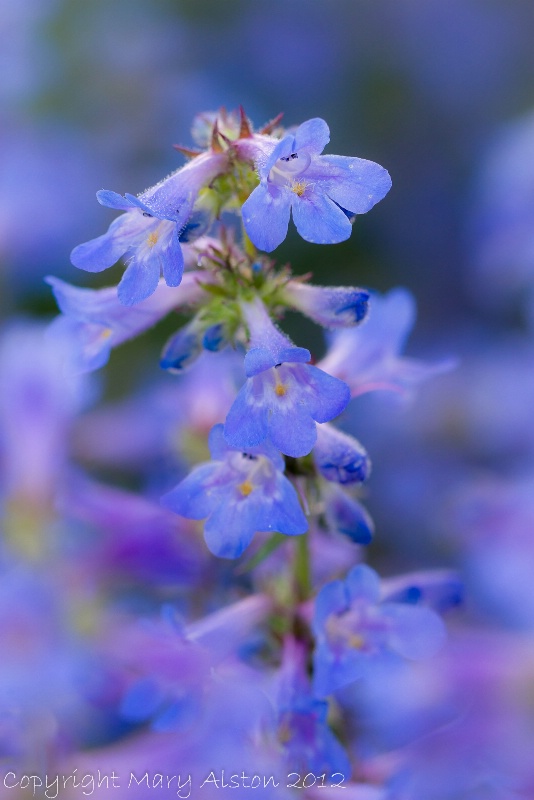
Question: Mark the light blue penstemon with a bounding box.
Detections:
[70,149,227,306]
[46,272,208,373]
[242,117,391,252]
[161,424,308,559]
[223,298,351,458]
[71,191,185,306]
[313,564,446,698]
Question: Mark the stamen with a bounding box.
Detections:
[278,720,292,743]
[275,383,287,397]
[348,633,365,650]
[146,232,159,248]
[238,480,254,497]
[291,181,307,197]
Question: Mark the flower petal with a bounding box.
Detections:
[96,190,135,210]
[70,215,135,273]
[294,118,330,154]
[304,365,351,423]
[267,475,308,535]
[160,227,184,288]
[308,155,392,214]
[47,315,112,373]
[242,183,292,252]
[383,604,446,660]
[224,381,270,449]
[291,191,353,245]
[161,463,220,520]
[314,580,348,631]
[203,499,258,559]
[117,254,161,306]
[268,405,318,458]
[345,564,381,604]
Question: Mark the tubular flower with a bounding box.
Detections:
[47,271,210,373]
[71,149,227,305]
[241,117,391,252]
[318,288,455,398]
[223,298,350,458]
[314,423,370,485]
[161,424,307,559]
[313,564,446,697]
[283,281,370,328]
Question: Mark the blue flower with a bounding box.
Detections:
[224,298,350,458]
[160,319,228,373]
[159,318,205,374]
[314,423,370,484]
[120,596,272,732]
[161,424,307,559]
[242,117,391,252]
[324,485,374,545]
[46,272,209,373]
[283,281,370,328]
[71,150,227,305]
[313,564,446,697]
[71,193,185,306]
[318,288,456,399]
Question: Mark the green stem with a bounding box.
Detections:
[294,531,312,602]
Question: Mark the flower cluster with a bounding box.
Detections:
[17,107,457,793]
[56,108,398,560]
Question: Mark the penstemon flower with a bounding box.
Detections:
[46,271,211,372]
[71,151,227,305]
[38,107,457,795]
[161,424,307,558]
[313,423,370,484]
[241,117,392,251]
[223,297,351,457]
[312,564,446,697]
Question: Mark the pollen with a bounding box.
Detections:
[348,633,365,650]
[238,480,254,497]
[278,720,293,744]
[275,383,287,397]
[291,181,307,197]
[146,232,159,248]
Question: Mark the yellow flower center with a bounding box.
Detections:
[146,232,159,248]
[275,382,287,397]
[347,633,365,650]
[238,480,254,497]
[278,720,292,744]
[291,181,308,197]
